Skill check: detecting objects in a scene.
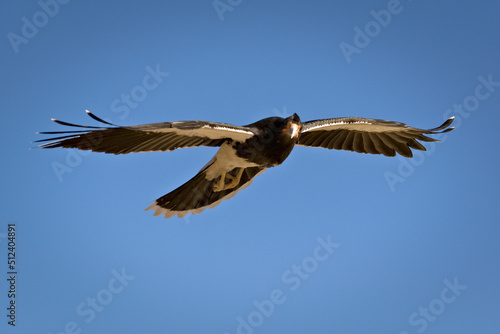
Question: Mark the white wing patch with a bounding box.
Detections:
[302,120,408,133]
[148,123,255,142]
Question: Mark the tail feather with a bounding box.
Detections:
[146,166,266,218]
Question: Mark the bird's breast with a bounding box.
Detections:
[236,132,297,167]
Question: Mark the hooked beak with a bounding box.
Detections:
[286,123,301,139]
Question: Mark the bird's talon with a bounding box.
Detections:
[213,169,244,192]
[213,172,226,192]
[225,168,244,189]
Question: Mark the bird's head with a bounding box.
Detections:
[283,113,302,139]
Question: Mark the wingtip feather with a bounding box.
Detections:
[85,110,117,126]
[428,117,455,133]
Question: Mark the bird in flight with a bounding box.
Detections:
[36,111,454,218]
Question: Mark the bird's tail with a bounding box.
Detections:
[145,165,266,218]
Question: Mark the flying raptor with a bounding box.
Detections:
[36,111,454,218]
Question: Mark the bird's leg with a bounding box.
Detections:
[213,171,226,192]
[213,168,244,192]
[224,168,244,190]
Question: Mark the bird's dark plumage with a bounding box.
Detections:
[35,111,454,218]
[298,116,454,157]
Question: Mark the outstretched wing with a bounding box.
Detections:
[34,110,255,154]
[298,117,454,157]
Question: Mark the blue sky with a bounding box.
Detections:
[2,0,500,333]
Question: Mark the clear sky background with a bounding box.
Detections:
[2,1,499,333]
